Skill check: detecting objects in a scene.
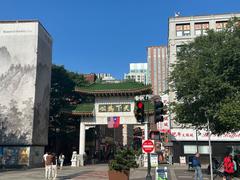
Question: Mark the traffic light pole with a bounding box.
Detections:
[145,98,152,180]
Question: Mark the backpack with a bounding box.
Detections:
[224,156,234,174]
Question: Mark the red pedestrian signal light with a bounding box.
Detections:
[135,101,144,124]
[137,101,144,109]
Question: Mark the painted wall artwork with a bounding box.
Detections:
[0,147,29,166]
[0,22,52,146]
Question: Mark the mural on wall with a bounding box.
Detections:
[0,23,51,146]
[32,28,52,145]
[0,46,35,144]
[3,147,19,165]
[0,146,29,165]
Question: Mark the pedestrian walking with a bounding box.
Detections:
[45,152,53,179]
[52,153,57,179]
[223,153,234,180]
[43,152,48,179]
[192,152,203,180]
[58,153,65,170]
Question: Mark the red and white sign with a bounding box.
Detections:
[170,128,240,141]
[142,140,154,153]
[157,115,170,132]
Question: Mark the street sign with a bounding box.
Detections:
[142,140,154,153]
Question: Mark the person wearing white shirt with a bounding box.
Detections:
[43,152,48,179]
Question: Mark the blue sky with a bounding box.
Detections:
[1,0,240,79]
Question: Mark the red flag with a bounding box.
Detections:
[108,116,120,128]
[113,116,120,128]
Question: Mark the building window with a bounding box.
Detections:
[176,45,184,53]
[184,145,209,154]
[176,24,190,37]
[216,21,228,31]
[194,22,209,36]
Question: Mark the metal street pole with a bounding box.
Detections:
[206,113,213,180]
[113,127,115,157]
[196,129,199,153]
[146,97,152,180]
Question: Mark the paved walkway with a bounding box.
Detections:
[0,164,155,180]
[1,164,240,180]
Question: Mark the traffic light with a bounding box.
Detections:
[154,100,164,123]
[135,101,144,123]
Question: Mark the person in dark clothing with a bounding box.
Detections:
[192,153,203,180]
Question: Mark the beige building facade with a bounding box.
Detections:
[168,13,240,163]
[147,46,168,95]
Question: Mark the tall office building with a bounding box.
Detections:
[147,46,168,95]
[124,63,148,84]
[168,13,240,163]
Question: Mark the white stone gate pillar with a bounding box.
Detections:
[122,124,128,146]
[79,121,86,166]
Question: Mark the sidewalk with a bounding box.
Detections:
[0,164,155,180]
[2,164,239,180]
[170,164,240,180]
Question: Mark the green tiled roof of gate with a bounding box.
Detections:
[75,82,152,95]
[62,103,94,115]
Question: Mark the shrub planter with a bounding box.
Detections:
[108,148,138,180]
[108,170,129,180]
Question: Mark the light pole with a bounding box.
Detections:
[206,112,213,180]
[195,128,199,153]
[145,97,152,180]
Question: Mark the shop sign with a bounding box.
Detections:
[150,154,158,167]
[171,129,240,141]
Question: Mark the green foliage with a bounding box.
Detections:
[48,65,88,152]
[50,64,88,118]
[62,103,94,113]
[68,71,87,87]
[50,65,75,117]
[170,18,240,134]
[109,147,138,173]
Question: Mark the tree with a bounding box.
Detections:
[48,65,87,153]
[170,18,240,134]
[50,65,75,116]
